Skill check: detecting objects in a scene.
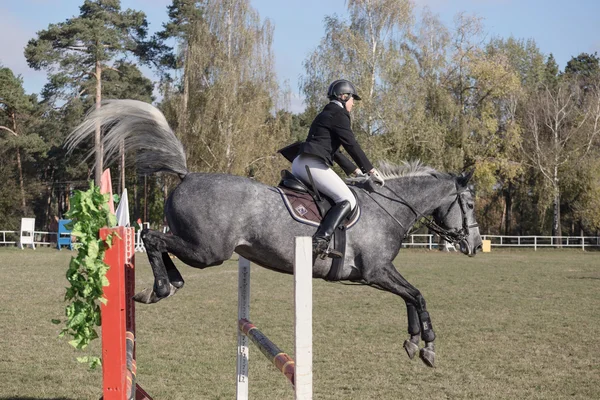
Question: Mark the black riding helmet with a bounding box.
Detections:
[327,79,362,102]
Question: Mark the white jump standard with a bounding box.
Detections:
[236,236,313,400]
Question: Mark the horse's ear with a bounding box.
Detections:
[457,169,474,187]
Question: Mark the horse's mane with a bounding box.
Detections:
[377,160,446,180]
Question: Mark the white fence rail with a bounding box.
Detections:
[402,234,436,249]
[480,235,600,251]
[1,230,599,251]
[401,234,600,251]
[0,230,57,246]
[0,227,148,251]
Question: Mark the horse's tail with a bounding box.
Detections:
[65,99,189,179]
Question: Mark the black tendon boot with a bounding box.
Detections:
[313,200,352,259]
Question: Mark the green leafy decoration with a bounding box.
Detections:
[55,181,116,369]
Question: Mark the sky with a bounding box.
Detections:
[1,0,599,112]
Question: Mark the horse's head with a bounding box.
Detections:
[432,170,483,256]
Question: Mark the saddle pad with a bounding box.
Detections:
[276,187,360,228]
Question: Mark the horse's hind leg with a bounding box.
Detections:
[133,255,183,304]
[364,262,437,367]
[135,229,230,304]
[135,229,179,304]
[162,252,184,289]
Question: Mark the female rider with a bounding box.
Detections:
[292,79,384,258]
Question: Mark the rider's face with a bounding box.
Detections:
[346,96,354,112]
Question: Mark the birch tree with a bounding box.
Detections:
[162,0,286,183]
[522,80,600,238]
[302,0,413,138]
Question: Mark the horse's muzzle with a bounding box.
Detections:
[460,240,482,257]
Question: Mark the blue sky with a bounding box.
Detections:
[1,0,599,112]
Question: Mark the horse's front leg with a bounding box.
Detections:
[414,294,436,367]
[402,294,437,367]
[403,303,421,360]
[363,262,437,367]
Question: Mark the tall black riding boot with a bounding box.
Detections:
[313,200,352,259]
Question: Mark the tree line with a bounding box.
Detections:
[0,0,598,237]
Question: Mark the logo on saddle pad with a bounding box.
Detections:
[295,204,309,216]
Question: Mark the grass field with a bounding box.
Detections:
[0,247,598,400]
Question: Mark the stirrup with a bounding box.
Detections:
[313,237,342,259]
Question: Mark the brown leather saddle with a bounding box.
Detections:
[276,170,360,228]
[276,170,360,281]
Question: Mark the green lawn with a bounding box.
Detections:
[0,247,598,399]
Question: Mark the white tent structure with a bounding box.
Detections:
[116,188,130,227]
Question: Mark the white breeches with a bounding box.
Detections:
[291,154,357,210]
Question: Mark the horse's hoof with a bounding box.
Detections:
[419,346,436,368]
[170,279,184,289]
[133,288,160,304]
[134,283,179,304]
[154,278,172,298]
[403,340,419,360]
[167,270,185,289]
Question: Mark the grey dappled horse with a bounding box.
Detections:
[67,100,483,368]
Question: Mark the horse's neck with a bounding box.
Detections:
[386,176,454,225]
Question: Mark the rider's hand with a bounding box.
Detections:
[352,168,366,178]
[369,168,385,187]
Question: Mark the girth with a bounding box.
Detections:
[277,170,360,281]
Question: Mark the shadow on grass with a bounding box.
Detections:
[567,276,600,280]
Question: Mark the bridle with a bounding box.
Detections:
[356,179,478,245]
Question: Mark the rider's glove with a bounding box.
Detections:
[352,168,366,178]
[369,168,385,187]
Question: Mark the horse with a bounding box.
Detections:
[66,99,483,368]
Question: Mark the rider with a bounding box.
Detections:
[292,79,385,258]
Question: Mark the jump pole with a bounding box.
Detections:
[100,226,153,400]
[236,236,313,400]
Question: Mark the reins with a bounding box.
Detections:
[362,189,407,230]
[354,178,476,245]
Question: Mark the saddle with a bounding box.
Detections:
[277,170,361,281]
[277,170,360,228]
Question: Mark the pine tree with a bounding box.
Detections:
[544,53,560,90]
[0,67,46,216]
[25,0,151,185]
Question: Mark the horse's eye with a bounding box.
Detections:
[467,203,474,210]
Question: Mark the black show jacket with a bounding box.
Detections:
[299,102,374,175]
